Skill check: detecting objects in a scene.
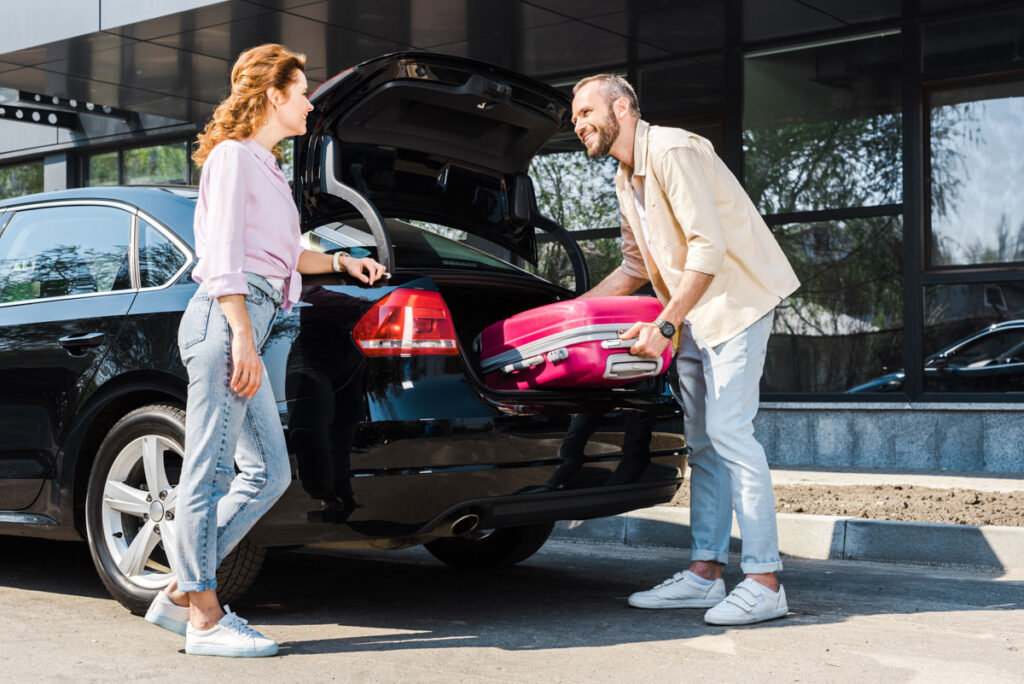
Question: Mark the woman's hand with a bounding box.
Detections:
[217,294,262,398]
[340,254,388,284]
[229,331,262,398]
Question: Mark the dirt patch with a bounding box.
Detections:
[667,484,1024,527]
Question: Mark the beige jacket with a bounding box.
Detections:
[616,120,800,347]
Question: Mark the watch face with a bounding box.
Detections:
[657,320,675,338]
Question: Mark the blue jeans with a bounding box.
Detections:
[675,310,782,574]
[171,283,290,593]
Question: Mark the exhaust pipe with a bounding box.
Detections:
[447,512,480,536]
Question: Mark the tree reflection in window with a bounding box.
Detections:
[0,206,131,303]
[138,219,186,287]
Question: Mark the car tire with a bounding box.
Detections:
[424,522,554,570]
[84,403,264,615]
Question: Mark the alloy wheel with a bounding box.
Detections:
[99,434,182,591]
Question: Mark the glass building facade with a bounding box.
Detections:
[1,0,1022,406]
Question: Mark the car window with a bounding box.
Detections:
[305,217,531,275]
[138,218,186,288]
[0,205,132,304]
[945,328,1024,368]
[1002,340,1024,364]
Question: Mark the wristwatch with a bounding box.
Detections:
[652,318,676,339]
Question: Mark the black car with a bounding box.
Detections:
[0,53,686,614]
[847,320,1024,393]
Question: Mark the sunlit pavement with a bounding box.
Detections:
[1,536,1021,682]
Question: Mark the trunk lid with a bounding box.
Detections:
[295,51,572,265]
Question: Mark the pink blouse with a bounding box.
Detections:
[192,138,302,312]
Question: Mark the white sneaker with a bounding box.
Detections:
[144,590,189,636]
[704,578,788,625]
[628,571,727,609]
[185,605,279,657]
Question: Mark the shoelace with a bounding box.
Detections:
[221,605,264,640]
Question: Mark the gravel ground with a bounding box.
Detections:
[668,484,1024,527]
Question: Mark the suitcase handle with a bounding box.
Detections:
[500,347,569,374]
[603,353,665,380]
[600,338,637,350]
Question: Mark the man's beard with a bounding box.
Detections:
[588,112,620,158]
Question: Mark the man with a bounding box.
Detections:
[571,74,800,625]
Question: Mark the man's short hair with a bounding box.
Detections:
[573,74,641,117]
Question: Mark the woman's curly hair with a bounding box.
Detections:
[193,43,307,167]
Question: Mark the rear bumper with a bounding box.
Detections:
[249,452,686,548]
[421,478,682,532]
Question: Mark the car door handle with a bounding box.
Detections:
[58,332,105,352]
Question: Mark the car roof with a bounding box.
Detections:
[0,185,198,244]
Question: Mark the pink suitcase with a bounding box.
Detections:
[478,296,672,390]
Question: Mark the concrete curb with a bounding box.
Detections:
[553,506,1024,570]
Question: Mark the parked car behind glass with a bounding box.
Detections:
[846,320,1024,393]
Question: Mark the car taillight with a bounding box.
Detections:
[353,288,460,356]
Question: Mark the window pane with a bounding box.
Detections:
[123,143,187,185]
[764,216,904,393]
[928,81,1024,267]
[923,282,1024,393]
[924,6,1024,73]
[0,160,43,200]
[0,206,131,303]
[639,55,726,125]
[525,150,619,288]
[744,34,902,214]
[138,219,186,287]
[87,151,118,186]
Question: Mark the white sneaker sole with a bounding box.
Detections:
[144,597,188,636]
[185,641,279,657]
[704,607,788,625]
[628,595,724,609]
[145,611,187,636]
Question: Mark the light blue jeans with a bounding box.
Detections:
[171,283,290,593]
[675,310,782,574]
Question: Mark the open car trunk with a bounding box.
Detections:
[430,272,564,371]
[296,51,590,295]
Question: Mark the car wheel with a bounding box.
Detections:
[424,522,554,570]
[84,404,264,614]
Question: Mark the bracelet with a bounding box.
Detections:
[332,251,348,272]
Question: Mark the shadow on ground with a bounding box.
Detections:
[2,535,1022,658]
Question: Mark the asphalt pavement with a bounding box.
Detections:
[0,534,1021,682]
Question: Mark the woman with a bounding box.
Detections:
[143,43,386,658]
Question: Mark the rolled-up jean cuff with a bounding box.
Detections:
[740,559,784,574]
[177,578,217,593]
[691,549,730,565]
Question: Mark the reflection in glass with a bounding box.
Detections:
[286,286,367,522]
[123,143,188,185]
[0,160,43,199]
[929,81,1024,267]
[138,219,186,287]
[87,152,118,186]
[922,281,1024,392]
[744,34,902,214]
[765,216,903,393]
[0,206,131,303]
[548,411,657,490]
